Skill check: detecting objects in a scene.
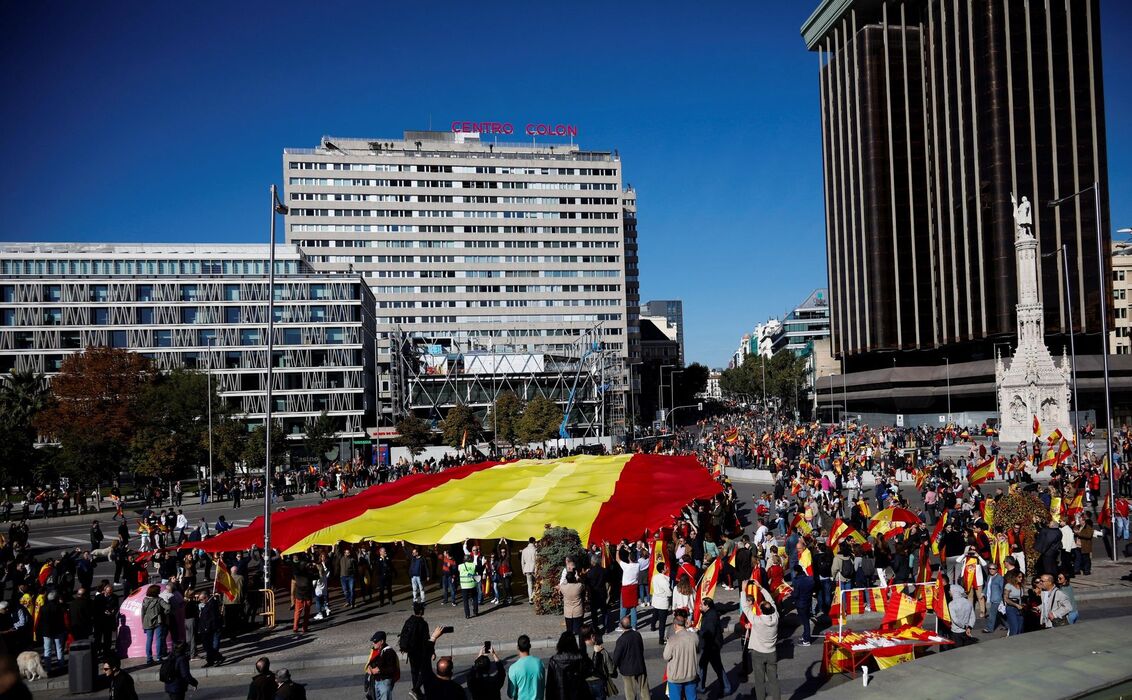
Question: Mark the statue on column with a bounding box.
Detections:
[1011,193,1033,239]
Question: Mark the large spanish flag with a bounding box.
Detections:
[195,454,719,554]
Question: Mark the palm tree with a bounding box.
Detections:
[0,368,49,428]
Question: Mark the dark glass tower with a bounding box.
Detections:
[802,0,1111,370]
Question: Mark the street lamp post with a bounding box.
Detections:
[1047,181,1115,561]
[670,369,684,430]
[1042,245,1081,468]
[761,355,767,407]
[658,364,674,428]
[206,336,214,503]
[628,361,642,443]
[263,184,288,588]
[944,357,951,424]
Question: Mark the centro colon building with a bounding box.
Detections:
[283,130,638,440]
[0,243,375,441]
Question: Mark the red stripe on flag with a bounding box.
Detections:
[588,454,721,546]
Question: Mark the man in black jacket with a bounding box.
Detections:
[1035,520,1063,576]
[197,591,224,667]
[247,656,276,700]
[94,582,119,660]
[697,598,731,695]
[611,615,648,700]
[399,602,432,697]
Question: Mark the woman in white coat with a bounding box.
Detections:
[649,561,672,645]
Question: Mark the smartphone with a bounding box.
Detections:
[441,626,455,634]
[484,640,492,653]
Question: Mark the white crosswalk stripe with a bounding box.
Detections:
[57,536,87,544]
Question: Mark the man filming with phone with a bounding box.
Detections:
[467,640,506,700]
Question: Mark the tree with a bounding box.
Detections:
[440,403,482,449]
[242,421,289,475]
[673,362,710,409]
[518,395,563,445]
[131,369,211,483]
[489,391,523,447]
[304,410,338,469]
[396,414,431,458]
[212,415,248,477]
[765,351,808,413]
[0,369,50,487]
[36,346,153,484]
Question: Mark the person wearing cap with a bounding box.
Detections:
[661,608,700,700]
[275,668,307,700]
[365,630,400,700]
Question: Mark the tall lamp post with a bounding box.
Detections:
[1042,245,1081,468]
[1047,181,1114,561]
[628,361,642,443]
[206,336,214,503]
[263,184,289,588]
[944,357,951,424]
[669,369,684,430]
[658,364,674,429]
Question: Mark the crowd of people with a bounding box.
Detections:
[3,406,1132,699]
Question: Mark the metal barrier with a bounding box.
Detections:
[259,588,276,627]
[836,581,938,639]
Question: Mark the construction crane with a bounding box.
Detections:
[560,340,601,440]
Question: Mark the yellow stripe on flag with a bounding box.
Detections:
[283,454,632,553]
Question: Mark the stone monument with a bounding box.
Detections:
[995,193,1072,446]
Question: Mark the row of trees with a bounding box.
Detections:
[0,346,339,488]
[718,351,809,414]
[394,392,564,457]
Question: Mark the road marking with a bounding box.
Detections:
[56,536,88,544]
[28,540,53,548]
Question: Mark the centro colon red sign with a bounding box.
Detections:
[451,121,578,138]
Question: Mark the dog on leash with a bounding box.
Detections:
[16,651,48,681]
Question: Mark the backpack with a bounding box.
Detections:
[159,655,177,683]
[840,558,855,580]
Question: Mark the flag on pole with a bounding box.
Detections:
[932,575,951,626]
[881,587,927,628]
[968,457,994,487]
[789,513,813,536]
[1032,416,1041,439]
[1038,448,1058,471]
[1064,492,1084,519]
[930,512,948,555]
[1046,428,1064,446]
[693,558,721,625]
[827,519,866,549]
[214,565,239,602]
[723,428,740,444]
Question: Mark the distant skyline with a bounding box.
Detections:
[2,1,1130,367]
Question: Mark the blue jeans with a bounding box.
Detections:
[341,575,355,606]
[42,636,64,664]
[796,600,812,643]
[315,592,329,615]
[638,581,651,606]
[1068,611,1079,624]
[1005,606,1023,636]
[668,680,697,700]
[144,625,166,661]
[620,605,637,629]
[589,678,607,700]
[372,678,394,700]
[443,573,458,604]
[817,578,833,614]
[985,602,1002,632]
[411,575,425,602]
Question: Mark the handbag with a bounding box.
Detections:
[1051,615,1070,627]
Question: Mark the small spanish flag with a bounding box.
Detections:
[881,587,926,628]
[1033,415,1041,439]
[214,565,239,602]
[933,575,951,626]
[968,457,994,487]
[724,428,740,444]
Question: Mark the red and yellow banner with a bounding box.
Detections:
[194,454,720,554]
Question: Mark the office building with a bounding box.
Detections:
[283,130,633,438]
[0,243,375,439]
[802,0,1111,366]
[782,289,831,355]
[1112,241,1132,355]
[802,0,1127,422]
[642,299,683,364]
[640,317,680,365]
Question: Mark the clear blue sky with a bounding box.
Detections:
[2,2,1130,368]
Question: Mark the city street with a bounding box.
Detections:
[21,476,1132,698]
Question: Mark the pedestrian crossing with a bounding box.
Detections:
[25,518,255,550]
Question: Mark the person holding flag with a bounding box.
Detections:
[739,582,780,700]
